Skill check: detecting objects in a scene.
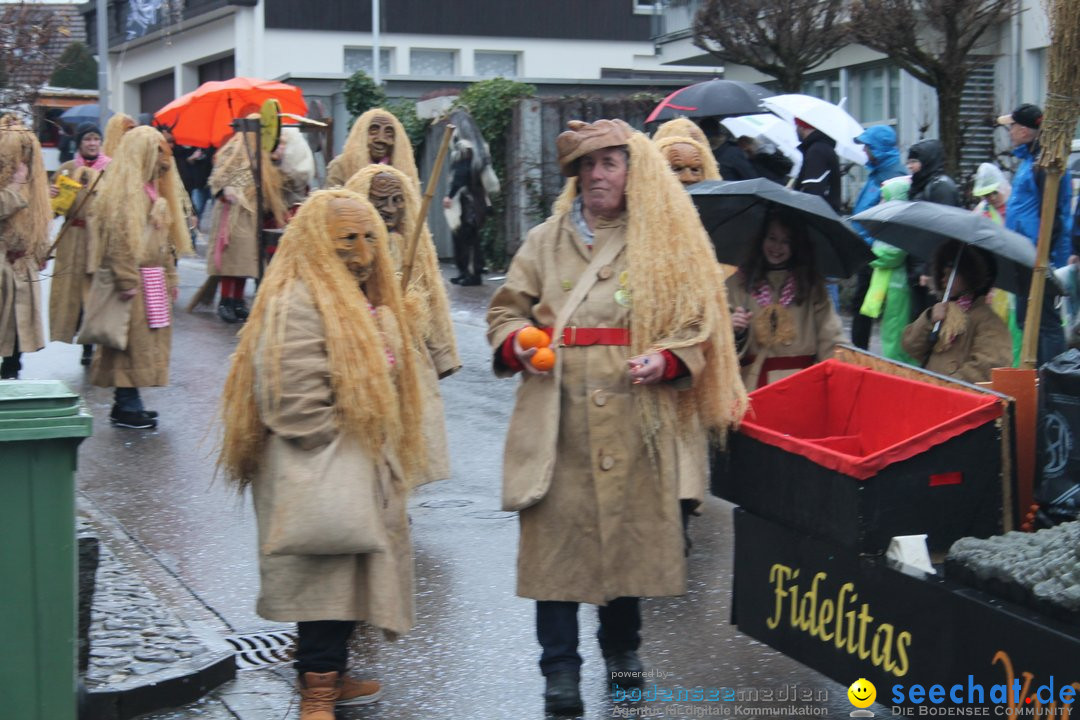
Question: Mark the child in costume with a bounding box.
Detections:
[901,239,1013,383]
[727,209,845,390]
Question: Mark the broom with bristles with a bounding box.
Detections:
[1000,0,1080,532]
[1020,0,1080,369]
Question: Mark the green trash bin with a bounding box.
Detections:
[0,380,92,719]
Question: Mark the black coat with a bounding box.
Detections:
[714,141,758,181]
[795,130,841,211]
[907,139,960,207]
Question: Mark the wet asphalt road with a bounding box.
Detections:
[24,252,872,719]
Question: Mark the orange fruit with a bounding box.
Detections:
[531,347,556,372]
[517,326,550,350]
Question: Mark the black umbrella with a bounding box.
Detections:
[646,79,774,123]
[58,104,112,132]
[688,179,872,278]
[850,201,1036,296]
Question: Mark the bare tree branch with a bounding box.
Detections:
[850,0,1020,175]
[0,2,68,114]
[692,0,850,93]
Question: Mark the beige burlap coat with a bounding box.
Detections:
[49,162,101,343]
[487,213,705,605]
[901,301,1012,383]
[206,172,259,279]
[386,230,459,486]
[90,193,177,388]
[251,281,414,635]
[726,270,844,391]
[0,187,45,357]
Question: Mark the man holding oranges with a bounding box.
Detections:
[487,119,747,716]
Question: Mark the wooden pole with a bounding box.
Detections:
[46,170,104,259]
[401,123,455,291]
[1018,170,1061,370]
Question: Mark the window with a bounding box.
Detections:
[475,51,518,78]
[344,48,391,76]
[801,71,841,105]
[849,63,900,124]
[410,49,456,76]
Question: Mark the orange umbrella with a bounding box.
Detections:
[153,77,307,148]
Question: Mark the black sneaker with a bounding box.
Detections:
[605,651,644,688]
[110,408,157,429]
[459,275,482,286]
[217,300,239,324]
[233,299,249,321]
[544,670,583,715]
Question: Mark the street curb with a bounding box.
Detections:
[84,647,236,720]
[77,498,237,719]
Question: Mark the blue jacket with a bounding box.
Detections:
[851,125,906,244]
[1006,141,1074,268]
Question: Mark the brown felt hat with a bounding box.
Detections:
[555,119,633,176]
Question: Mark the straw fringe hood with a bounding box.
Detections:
[345,163,456,355]
[0,115,50,261]
[339,109,419,186]
[553,128,746,438]
[93,126,190,264]
[209,119,287,226]
[652,117,709,148]
[219,189,426,486]
[103,113,135,157]
[654,135,722,181]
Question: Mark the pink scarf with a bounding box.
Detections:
[74,153,110,172]
[752,273,797,308]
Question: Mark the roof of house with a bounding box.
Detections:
[2,3,88,91]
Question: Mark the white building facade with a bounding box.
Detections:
[86,0,713,150]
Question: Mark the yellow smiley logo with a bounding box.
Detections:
[848,678,876,709]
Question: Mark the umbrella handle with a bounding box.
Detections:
[921,247,963,368]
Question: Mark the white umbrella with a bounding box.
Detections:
[761,94,867,166]
[721,113,803,175]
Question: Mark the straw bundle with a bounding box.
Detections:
[1020,0,1080,368]
[1036,0,1080,172]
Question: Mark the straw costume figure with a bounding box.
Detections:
[326,109,418,188]
[488,119,747,715]
[89,126,190,429]
[901,240,1013,383]
[49,123,111,362]
[0,114,51,379]
[219,189,426,719]
[654,135,721,186]
[204,115,287,323]
[727,209,845,391]
[346,164,460,485]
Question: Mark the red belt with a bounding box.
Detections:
[543,326,631,346]
[755,354,814,388]
[70,219,86,228]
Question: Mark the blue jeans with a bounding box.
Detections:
[295,620,356,675]
[536,597,641,676]
[190,186,209,220]
[113,387,144,412]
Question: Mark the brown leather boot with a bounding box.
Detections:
[298,671,341,720]
[337,675,382,706]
